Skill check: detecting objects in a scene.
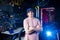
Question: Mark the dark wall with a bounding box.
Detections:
[48,0,60,29]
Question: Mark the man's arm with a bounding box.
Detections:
[23,19,33,34]
[34,19,43,32]
[23,19,29,34]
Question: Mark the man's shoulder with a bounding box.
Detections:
[34,18,40,21]
[23,18,28,21]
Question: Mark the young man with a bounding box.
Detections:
[23,8,42,40]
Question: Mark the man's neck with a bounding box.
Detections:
[28,17,34,19]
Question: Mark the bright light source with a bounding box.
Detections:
[46,31,52,36]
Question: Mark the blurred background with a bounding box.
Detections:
[0,0,60,40]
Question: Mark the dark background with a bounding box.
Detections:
[0,0,60,29]
[0,0,60,40]
[18,0,60,29]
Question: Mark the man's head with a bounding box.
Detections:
[27,8,34,18]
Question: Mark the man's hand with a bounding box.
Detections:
[26,30,33,34]
[26,27,35,34]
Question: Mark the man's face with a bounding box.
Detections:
[27,11,34,18]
